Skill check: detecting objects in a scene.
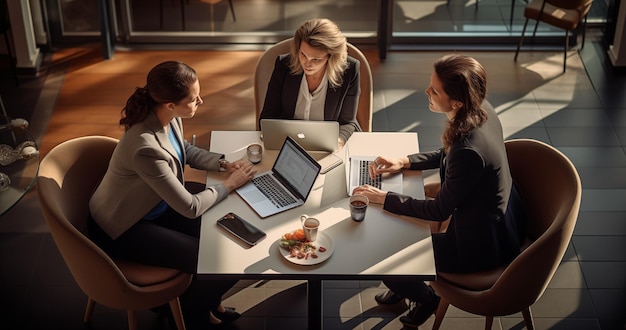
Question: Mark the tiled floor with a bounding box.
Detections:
[1,28,625,330]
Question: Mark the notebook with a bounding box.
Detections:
[346,155,403,196]
[236,136,322,218]
[260,119,339,153]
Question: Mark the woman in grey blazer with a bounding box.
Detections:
[352,55,526,328]
[259,18,361,147]
[88,61,256,328]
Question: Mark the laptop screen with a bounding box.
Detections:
[273,137,321,199]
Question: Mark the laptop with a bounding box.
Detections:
[346,154,403,196]
[236,136,322,218]
[260,119,339,153]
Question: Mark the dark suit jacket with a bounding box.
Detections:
[259,54,361,142]
[89,111,228,239]
[383,101,524,273]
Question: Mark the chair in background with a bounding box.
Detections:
[430,139,581,330]
[514,0,593,72]
[253,38,373,132]
[37,136,192,330]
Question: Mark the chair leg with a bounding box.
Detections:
[431,297,450,330]
[522,307,535,330]
[169,298,187,330]
[83,297,96,323]
[127,309,137,330]
[563,29,569,72]
[581,16,588,50]
[514,18,529,61]
[180,0,186,31]
[228,0,236,21]
[485,316,494,329]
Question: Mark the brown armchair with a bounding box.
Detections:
[37,136,192,330]
[514,0,593,72]
[430,139,582,330]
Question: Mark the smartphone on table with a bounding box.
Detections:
[216,212,266,246]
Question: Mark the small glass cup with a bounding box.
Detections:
[300,214,320,241]
[247,143,262,164]
[349,194,369,222]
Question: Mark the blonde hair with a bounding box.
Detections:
[289,18,348,88]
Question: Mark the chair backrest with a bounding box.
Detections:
[36,136,137,306]
[545,0,593,11]
[253,38,373,132]
[487,139,581,314]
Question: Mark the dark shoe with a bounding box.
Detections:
[399,295,440,328]
[212,306,241,323]
[149,304,176,329]
[375,290,404,305]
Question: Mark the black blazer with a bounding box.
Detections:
[259,54,361,142]
[383,101,524,273]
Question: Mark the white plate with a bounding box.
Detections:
[278,232,334,265]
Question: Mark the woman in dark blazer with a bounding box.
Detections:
[88,61,256,328]
[259,18,361,147]
[352,55,525,328]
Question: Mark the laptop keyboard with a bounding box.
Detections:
[359,160,381,189]
[252,175,296,208]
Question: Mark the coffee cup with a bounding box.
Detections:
[349,194,369,222]
[300,214,320,241]
[247,143,263,164]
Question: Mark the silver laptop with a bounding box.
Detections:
[347,155,403,196]
[236,136,322,218]
[260,119,339,152]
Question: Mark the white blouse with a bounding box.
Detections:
[294,73,328,121]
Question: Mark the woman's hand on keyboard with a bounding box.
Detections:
[368,156,406,179]
[223,162,256,192]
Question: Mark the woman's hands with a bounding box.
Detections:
[222,162,256,192]
[351,184,387,204]
[368,156,408,178]
[351,156,409,204]
[222,158,250,172]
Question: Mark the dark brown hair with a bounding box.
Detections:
[120,61,197,130]
[435,54,488,152]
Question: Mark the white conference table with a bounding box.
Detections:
[198,131,435,329]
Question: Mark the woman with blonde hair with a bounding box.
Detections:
[260,18,361,147]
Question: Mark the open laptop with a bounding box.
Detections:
[236,136,322,218]
[346,154,403,196]
[260,119,339,153]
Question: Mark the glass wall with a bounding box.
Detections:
[45,0,609,47]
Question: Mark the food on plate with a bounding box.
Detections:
[280,229,327,260]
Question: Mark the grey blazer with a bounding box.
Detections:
[89,111,228,239]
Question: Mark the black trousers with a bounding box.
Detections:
[87,208,237,323]
[382,279,438,305]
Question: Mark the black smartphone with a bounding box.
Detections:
[216,213,267,246]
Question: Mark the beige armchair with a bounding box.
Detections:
[37,136,192,330]
[430,139,582,330]
[253,38,373,132]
